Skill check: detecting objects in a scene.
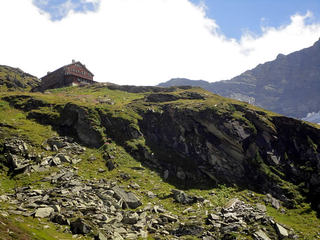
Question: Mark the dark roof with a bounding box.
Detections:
[64,61,94,77]
[41,61,94,79]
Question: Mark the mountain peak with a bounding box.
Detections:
[159,38,320,121]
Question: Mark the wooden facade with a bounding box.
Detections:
[40,61,95,91]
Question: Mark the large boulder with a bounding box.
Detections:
[171,189,197,204]
[112,186,142,209]
[34,207,54,218]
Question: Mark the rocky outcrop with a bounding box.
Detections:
[0,65,40,91]
[138,103,320,211]
[59,103,104,147]
[2,95,105,148]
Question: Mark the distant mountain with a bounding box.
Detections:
[159,39,320,120]
[0,65,40,91]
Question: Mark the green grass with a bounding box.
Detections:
[267,204,320,240]
[0,214,91,240]
[0,99,57,146]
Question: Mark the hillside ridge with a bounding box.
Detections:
[0,66,320,239]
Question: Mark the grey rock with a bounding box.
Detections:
[139,230,148,238]
[256,203,267,212]
[267,151,280,165]
[130,183,140,190]
[146,191,156,198]
[265,194,280,210]
[0,195,9,202]
[88,155,97,161]
[119,172,131,180]
[71,158,82,164]
[275,223,289,238]
[56,153,71,163]
[122,212,139,224]
[7,154,30,171]
[160,213,178,222]
[95,232,108,240]
[152,205,166,213]
[134,220,146,229]
[223,198,240,210]
[172,189,196,204]
[106,159,116,171]
[113,232,124,240]
[98,168,106,173]
[203,237,215,240]
[114,227,127,234]
[125,233,138,239]
[51,157,61,166]
[172,224,204,236]
[51,213,69,225]
[35,207,54,218]
[51,205,61,213]
[208,213,220,221]
[40,157,50,166]
[253,230,271,240]
[43,145,51,151]
[163,169,169,180]
[112,186,142,209]
[4,138,29,155]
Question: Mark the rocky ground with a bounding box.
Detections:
[0,137,299,239]
[1,74,320,239]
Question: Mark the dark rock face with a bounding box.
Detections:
[138,104,320,209]
[145,93,180,102]
[159,39,320,120]
[59,103,104,148]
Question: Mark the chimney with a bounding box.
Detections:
[47,71,51,75]
[72,59,76,63]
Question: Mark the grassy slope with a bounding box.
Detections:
[0,85,320,239]
[0,65,39,92]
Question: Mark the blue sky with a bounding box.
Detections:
[33,0,100,20]
[34,0,320,40]
[190,0,320,39]
[1,0,320,85]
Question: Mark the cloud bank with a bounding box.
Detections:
[1,0,320,85]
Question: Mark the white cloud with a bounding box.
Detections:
[0,0,320,85]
